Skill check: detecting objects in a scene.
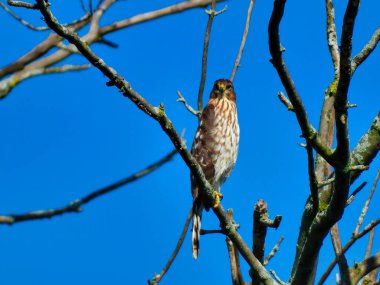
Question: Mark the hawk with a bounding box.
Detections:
[191,79,240,259]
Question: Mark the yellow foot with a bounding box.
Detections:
[212,191,223,209]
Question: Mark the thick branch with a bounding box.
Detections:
[350,112,380,183]
[0,150,177,225]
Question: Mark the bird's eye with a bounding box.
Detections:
[226,84,232,90]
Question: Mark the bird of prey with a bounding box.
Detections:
[190,79,240,259]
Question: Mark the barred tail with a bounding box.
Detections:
[192,199,203,259]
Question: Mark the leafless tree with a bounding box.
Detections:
[1,0,379,284]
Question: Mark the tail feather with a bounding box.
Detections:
[192,200,203,259]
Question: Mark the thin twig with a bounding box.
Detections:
[269,270,286,285]
[277,91,294,111]
[354,169,380,235]
[197,1,227,117]
[0,150,177,225]
[346,181,367,206]
[264,236,284,266]
[149,207,192,285]
[176,90,200,116]
[230,0,255,82]
[318,218,380,285]
[200,229,224,235]
[0,2,48,30]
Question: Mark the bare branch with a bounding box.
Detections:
[318,218,380,285]
[350,112,380,183]
[354,169,380,235]
[325,0,340,78]
[307,143,319,216]
[197,0,225,116]
[35,2,276,283]
[149,207,192,285]
[230,0,255,82]
[349,251,380,284]
[277,91,294,111]
[269,270,286,285]
[0,64,91,97]
[351,27,380,73]
[0,2,49,30]
[0,0,223,98]
[346,181,367,206]
[176,90,201,116]
[0,150,177,225]
[226,209,246,285]
[330,224,351,285]
[252,199,281,285]
[268,0,334,166]
[264,236,284,266]
[7,0,38,9]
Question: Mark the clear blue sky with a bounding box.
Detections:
[0,0,379,284]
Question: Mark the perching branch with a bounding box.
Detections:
[34,1,276,284]
[0,149,177,225]
[230,0,255,82]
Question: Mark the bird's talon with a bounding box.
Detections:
[212,191,223,208]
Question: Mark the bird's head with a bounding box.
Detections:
[210,79,236,102]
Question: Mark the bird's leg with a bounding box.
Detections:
[212,191,223,208]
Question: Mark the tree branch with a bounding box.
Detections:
[351,27,380,74]
[350,112,380,183]
[330,224,351,285]
[264,236,284,266]
[34,2,276,284]
[0,149,177,225]
[354,169,380,235]
[197,0,227,116]
[149,207,193,285]
[268,0,334,166]
[349,251,380,284]
[230,0,255,82]
[318,218,380,285]
[325,0,340,78]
